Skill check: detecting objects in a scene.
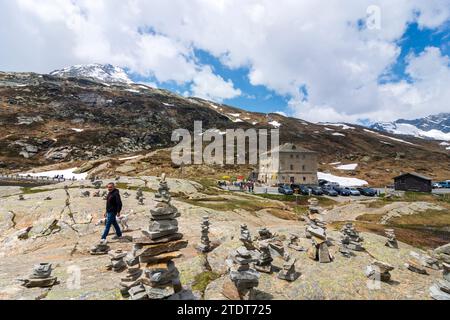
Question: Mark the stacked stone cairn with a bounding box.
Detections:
[19,263,58,288]
[384,229,398,249]
[240,224,255,250]
[307,224,333,263]
[255,241,273,273]
[288,234,305,252]
[93,190,101,197]
[136,187,143,200]
[409,251,440,270]
[365,260,394,282]
[81,190,90,198]
[225,246,260,300]
[340,223,364,251]
[430,263,450,300]
[277,253,300,281]
[123,191,130,198]
[108,249,127,272]
[120,174,190,300]
[18,195,25,201]
[90,239,110,255]
[197,215,212,253]
[138,197,144,206]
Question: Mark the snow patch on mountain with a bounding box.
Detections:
[50,64,133,84]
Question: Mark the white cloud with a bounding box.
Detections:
[1,0,450,121]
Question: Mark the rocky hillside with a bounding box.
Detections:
[0,71,449,185]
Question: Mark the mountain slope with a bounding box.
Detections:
[371,113,450,141]
[50,64,132,84]
[0,70,449,185]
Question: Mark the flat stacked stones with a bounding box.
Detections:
[108,249,127,272]
[307,225,333,263]
[90,239,110,255]
[138,197,144,205]
[257,227,273,240]
[18,195,25,201]
[384,229,398,249]
[365,260,394,282]
[122,174,190,300]
[410,251,440,270]
[255,241,273,273]
[240,224,255,250]
[123,191,130,198]
[405,259,428,275]
[135,187,143,200]
[225,246,259,300]
[197,216,211,253]
[277,254,300,281]
[433,243,450,265]
[341,223,364,251]
[19,263,58,288]
[287,234,305,252]
[430,263,450,300]
[81,191,90,198]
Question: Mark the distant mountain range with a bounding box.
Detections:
[371,113,450,141]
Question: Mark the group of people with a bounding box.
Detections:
[217,180,256,193]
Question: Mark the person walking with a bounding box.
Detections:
[101,182,123,240]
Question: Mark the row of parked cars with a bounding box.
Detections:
[278,183,377,197]
[432,181,450,189]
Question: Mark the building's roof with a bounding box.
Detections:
[271,143,316,153]
[394,172,432,181]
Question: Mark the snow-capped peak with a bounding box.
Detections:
[50,63,133,84]
[370,113,450,141]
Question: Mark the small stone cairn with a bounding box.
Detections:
[123,191,130,198]
[365,260,394,282]
[255,241,273,273]
[340,223,364,251]
[430,263,450,300]
[120,174,191,300]
[277,253,300,281]
[288,234,305,252]
[90,239,110,255]
[384,229,398,249]
[197,216,212,253]
[224,246,259,300]
[81,190,90,198]
[108,249,127,272]
[18,195,25,201]
[240,224,255,250]
[93,190,101,197]
[138,197,144,205]
[135,187,143,200]
[19,263,58,288]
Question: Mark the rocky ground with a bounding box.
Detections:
[1,176,448,300]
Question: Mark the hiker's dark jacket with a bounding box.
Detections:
[106,189,122,215]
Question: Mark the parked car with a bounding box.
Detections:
[438,181,450,188]
[311,187,324,196]
[334,186,351,196]
[357,187,377,196]
[299,185,311,195]
[278,184,294,195]
[344,187,361,196]
[290,184,301,194]
[318,179,328,186]
[432,182,443,189]
[322,186,338,196]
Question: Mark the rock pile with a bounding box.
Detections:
[430,263,450,300]
[365,260,394,282]
[306,224,332,263]
[384,229,398,249]
[108,249,127,272]
[341,223,364,251]
[19,263,58,288]
[135,187,143,200]
[239,224,255,250]
[120,174,190,300]
[138,197,144,205]
[257,227,273,240]
[225,246,259,300]
[288,234,305,251]
[123,191,130,198]
[18,195,24,201]
[197,216,211,253]
[277,254,300,281]
[81,191,90,198]
[433,243,450,264]
[90,239,110,255]
[410,251,440,270]
[255,241,273,273]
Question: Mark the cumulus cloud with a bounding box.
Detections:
[1,0,450,121]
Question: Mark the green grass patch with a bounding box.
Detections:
[20,187,53,194]
[181,197,272,212]
[192,271,220,293]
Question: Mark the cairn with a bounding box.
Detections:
[108,249,127,272]
[288,234,305,252]
[93,190,101,197]
[136,187,143,200]
[410,251,440,270]
[224,246,259,300]
[255,241,273,273]
[121,174,190,300]
[197,216,211,253]
[341,223,364,251]
[257,227,273,240]
[365,260,394,282]
[19,263,58,288]
[430,263,450,300]
[138,196,145,206]
[90,239,110,255]
[44,196,52,201]
[123,191,131,198]
[384,229,398,249]
[306,223,333,263]
[240,224,255,250]
[93,181,102,189]
[18,195,25,201]
[277,254,300,281]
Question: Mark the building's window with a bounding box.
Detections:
[302,165,306,170]
[290,154,294,159]
[303,177,306,182]
[290,165,294,170]
[296,155,299,159]
[303,155,306,159]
